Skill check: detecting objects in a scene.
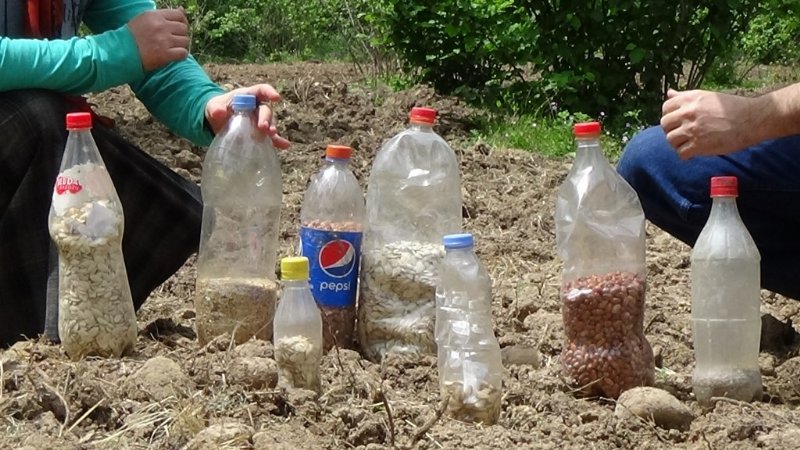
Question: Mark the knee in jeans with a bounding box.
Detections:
[6,89,69,137]
[616,126,670,189]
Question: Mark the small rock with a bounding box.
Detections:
[614,387,695,430]
[186,422,253,450]
[501,345,541,368]
[760,314,797,352]
[233,339,274,359]
[252,431,301,450]
[228,357,278,389]
[756,428,800,447]
[124,356,194,401]
[174,150,202,169]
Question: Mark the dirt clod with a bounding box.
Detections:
[186,422,254,450]
[615,387,695,430]
[124,356,194,401]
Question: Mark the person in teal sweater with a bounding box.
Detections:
[0,0,290,345]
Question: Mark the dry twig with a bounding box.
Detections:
[411,393,450,444]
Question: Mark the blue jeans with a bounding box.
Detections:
[617,126,800,299]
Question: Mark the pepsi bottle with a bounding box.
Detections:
[299,144,365,350]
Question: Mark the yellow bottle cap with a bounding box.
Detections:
[281,256,309,281]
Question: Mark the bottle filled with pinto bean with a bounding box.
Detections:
[554,122,655,399]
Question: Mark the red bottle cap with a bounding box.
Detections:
[710,176,738,197]
[573,121,601,137]
[66,112,92,130]
[325,144,352,159]
[409,107,436,124]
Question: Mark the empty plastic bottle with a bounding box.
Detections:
[691,176,762,405]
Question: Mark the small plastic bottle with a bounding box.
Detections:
[195,94,282,345]
[359,107,462,362]
[691,176,762,405]
[273,257,323,392]
[436,233,502,424]
[48,112,137,359]
[300,144,365,350]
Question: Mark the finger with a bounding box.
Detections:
[665,127,690,150]
[676,141,695,160]
[170,35,191,50]
[257,104,274,133]
[667,88,681,98]
[167,21,189,36]
[662,96,683,116]
[161,8,188,24]
[245,84,282,103]
[165,47,189,62]
[271,134,292,150]
[659,110,682,133]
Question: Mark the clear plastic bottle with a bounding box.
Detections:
[359,107,462,362]
[195,94,282,345]
[48,112,137,360]
[436,233,502,424]
[273,257,323,392]
[555,122,654,398]
[691,176,762,405]
[300,144,365,351]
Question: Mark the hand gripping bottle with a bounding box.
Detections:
[359,106,463,362]
[48,112,137,360]
[300,144,365,351]
[195,94,283,345]
[436,233,503,424]
[691,176,762,405]
[555,122,654,398]
[274,257,323,392]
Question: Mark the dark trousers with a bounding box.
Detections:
[617,125,800,299]
[0,89,202,345]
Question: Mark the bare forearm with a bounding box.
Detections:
[753,82,800,142]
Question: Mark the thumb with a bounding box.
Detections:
[667,88,681,99]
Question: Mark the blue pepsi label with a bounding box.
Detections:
[300,227,362,308]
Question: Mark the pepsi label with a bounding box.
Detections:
[300,227,362,308]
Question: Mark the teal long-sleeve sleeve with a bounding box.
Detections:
[0,0,224,147]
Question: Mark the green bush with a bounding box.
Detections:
[374,0,760,124]
[740,0,800,65]
[158,0,389,63]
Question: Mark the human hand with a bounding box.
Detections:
[128,9,190,72]
[205,84,291,149]
[660,89,762,159]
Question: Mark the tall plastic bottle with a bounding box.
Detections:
[48,112,137,360]
[436,233,502,424]
[274,256,323,392]
[555,122,654,398]
[691,176,762,405]
[300,144,365,351]
[359,106,463,362]
[195,94,282,345]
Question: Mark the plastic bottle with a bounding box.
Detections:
[195,94,282,345]
[436,233,502,424]
[555,122,654,398]
[274,256,323,392]
[691,176,762,405]
[300,144,365,351]
[359,106,462,362]
[48,112,137,360]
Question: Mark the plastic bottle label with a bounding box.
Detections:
[300,227,363,308]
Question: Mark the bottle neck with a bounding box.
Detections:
[575,136,602,156]
[283,279,309,289]
[409,122,434,132]
[709,196,740,220]
[325,157,350,166]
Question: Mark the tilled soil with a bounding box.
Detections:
[1,62,799,450]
